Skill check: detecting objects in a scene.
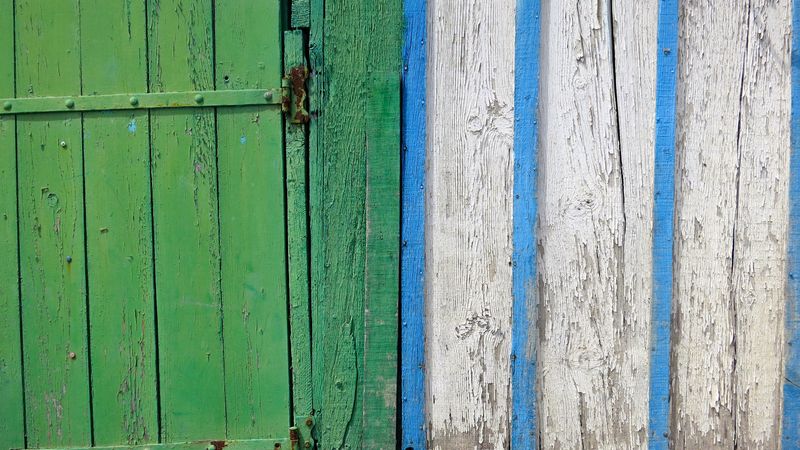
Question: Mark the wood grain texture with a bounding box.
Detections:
[0,0,24,447]
[425,1,515,448]
[15,0,91,445]
[147,0,226,440]
[80,1,158,444]
[215,0,291,438]
[284,29,314,424]
[672,2,790,448]
[537,1,656,448]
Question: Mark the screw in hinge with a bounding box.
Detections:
[305,417,313,427]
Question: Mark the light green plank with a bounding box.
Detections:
[15,0,90,446]
[215,0,290,438]
[283,30,313,423]
[291,0,311,28]
[147,0,226,441]
[362,0,401,445]
[0,0,24,448]
[80,0,158,445]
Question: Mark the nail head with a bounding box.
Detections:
[264,91,273,101]
[194,94,204,104]
[60,141,67,148]
[65,98,75,108]
[3,101,11,111]
[129,96,139,106]
[68,352,76,360]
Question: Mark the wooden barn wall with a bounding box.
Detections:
[416,0,793,448]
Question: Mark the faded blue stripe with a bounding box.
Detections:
[649,0,678,448]
[783,1,800,447]
[511,0,541,448]
[400,0,427,446]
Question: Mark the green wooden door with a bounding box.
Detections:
[0,1,303,448]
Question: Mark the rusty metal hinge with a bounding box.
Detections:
[290,415,316,449]
[282,64,310,124]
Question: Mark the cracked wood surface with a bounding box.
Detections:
[536,1,656,448]
[671,2,790,449]
[426,1,515,448]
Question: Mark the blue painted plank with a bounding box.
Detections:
[783,0,800,446]
[400,0,427,446]
[649,0,679,448]
[510,0,541,448]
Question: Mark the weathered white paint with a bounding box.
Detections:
[424,0,516,447]
[672,2,790,449]
[536,1,657,448]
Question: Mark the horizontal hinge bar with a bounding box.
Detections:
[16,438,291,450]
[0,88,282,115]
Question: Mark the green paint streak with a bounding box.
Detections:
[147,0,226,441]
[80,0,158,445]
[15,0,91,446]
[309,0,401,447]
[291,0,310,28]
[284,29,313,420]
[215,0,290,438]
[362,0,401,446]
[0,0,24,447]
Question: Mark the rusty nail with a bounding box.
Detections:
[305,417,313,427]
[3,101,11,111]
[304,442,311,449]
[68,351,76,360]
[194,94,204,104]
[65,98,75,109]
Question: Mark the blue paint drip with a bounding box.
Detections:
[511,0,541,448]
[649,1,678,448]
[240,135,247,144]
[400,0,427,445]
[783,2,800,447]
[127,119,137,134]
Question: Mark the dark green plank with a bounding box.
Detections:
[362,0,401,445]
[0,0,24,447]
[147,0,225,441]
[215,0,290,438]
[15,0,90,446]
[80,0,158,445]
[283,30,313,423]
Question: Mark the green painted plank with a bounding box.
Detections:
[316,0,367,447]
[0,90,281,115]
[291,0,311,28]
[214,0,290,439]
[0,0,24,448]
[23,438,292,450]
[362,0,401,445]
[79,1,158,445]
[283,30,313,422]
[147,0,226,441]
[15,0,90,446]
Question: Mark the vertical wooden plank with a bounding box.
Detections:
[672,3,790,448]
[426,0,515,447]
[315,0,366,446]
[363,0,401,446]
[79,0,158,445]
[0,0,24,447]
[649,0,678,448]
[214,0,290,439]
[15,0,90,446]
[537,0,656,447]
[511,0,541,447]
[400,0,427,444]
[147,0,225,441]
[284,29,314,423]
[291,0,311,28]
[785,1,800,447]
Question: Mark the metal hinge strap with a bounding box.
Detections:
[0,88,282,115]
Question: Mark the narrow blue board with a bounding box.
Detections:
[510,0,541,448]
[400,0,427,445]
[782,0,800,446]
[649,0,679,448]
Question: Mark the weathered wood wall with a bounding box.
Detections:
[418,0,792,448]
